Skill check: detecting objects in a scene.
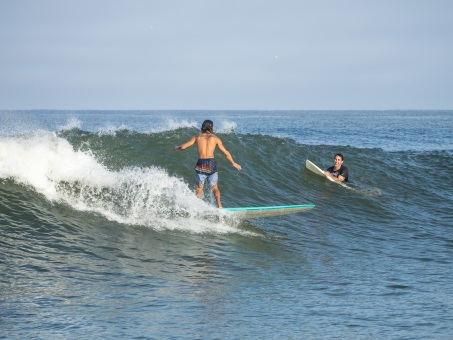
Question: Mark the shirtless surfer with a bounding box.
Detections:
[173,120,241,208]
[324,153,349,183]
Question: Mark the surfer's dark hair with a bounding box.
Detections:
[335,153,344,161]
[201,120,213,133]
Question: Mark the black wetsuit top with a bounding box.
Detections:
[325,165,349,182]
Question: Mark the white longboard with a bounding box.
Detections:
[221,204,315,219]
[306,159,351,189]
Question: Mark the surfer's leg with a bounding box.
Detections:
[206,172,221,208]
[195,173,206,199]
[196,182,203,199]
[212,183,222,208]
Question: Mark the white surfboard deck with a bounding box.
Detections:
[221,204,315,219]
[306,159,351,189]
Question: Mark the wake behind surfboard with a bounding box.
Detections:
[221,204,315,219]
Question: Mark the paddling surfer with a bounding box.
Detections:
[173,120,241,208]
[324,153,349,183]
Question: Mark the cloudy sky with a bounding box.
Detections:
[1,0,452,110]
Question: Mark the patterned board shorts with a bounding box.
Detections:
[194,158,218,187]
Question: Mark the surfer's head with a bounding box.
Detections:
[334,153,344,161]
[201,120,214,133]
[333,153,344,169]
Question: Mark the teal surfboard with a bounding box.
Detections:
[222,204,315,219]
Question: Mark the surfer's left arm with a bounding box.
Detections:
[217,139,241,170]
[334,175,346,182]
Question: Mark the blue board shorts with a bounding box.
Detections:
[194,158,218,187]
[195,171,218,187]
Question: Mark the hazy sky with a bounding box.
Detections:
[1,0,452,110]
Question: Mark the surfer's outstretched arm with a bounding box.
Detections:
[216,139,241,170]
[173,135,197,151]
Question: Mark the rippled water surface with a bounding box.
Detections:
[1,110,452,339]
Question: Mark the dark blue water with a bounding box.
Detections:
[1,110,452,339]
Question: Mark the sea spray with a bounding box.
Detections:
[0,131,244,233]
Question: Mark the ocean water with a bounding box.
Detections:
[1,110,452,339]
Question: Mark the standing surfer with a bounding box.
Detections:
[173,120,241,208]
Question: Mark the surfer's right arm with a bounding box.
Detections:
[324,170,345,182]
[173,135,197,151]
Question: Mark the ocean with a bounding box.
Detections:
[1,110,452,339]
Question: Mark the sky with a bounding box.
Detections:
[1,0,452,110]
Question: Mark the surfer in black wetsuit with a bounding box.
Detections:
[173,120,241,208]
[324,153,349,183]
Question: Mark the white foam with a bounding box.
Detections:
[97,123,130,135]
[58,117,82,131]
[147,118,198,134]
[216,120,238,133]
[145,118,238,134]
[0,132,247,235]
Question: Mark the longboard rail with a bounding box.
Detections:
[222,204,315,219]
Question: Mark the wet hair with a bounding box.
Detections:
[334,153,344,161]
[201,120,214,133]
